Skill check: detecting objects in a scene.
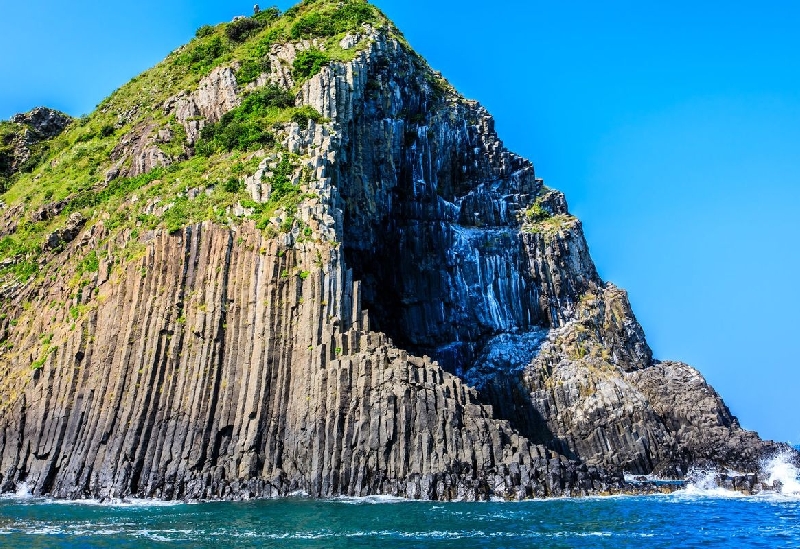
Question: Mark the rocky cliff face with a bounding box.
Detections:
[0,0,794,501]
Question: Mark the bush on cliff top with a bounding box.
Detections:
[290,1,377,39]
[179,34,229,75]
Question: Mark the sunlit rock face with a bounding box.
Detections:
[0,10,794,502]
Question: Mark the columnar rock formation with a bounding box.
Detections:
[0,3,794,501]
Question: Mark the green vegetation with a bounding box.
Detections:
[225,18,263,43]
[78,250,100,274]
[0,122,18,193]
[195,84,297,155]
[178,34,229,76]
[32,344,57,370]
[254,6,282,25]
[0,0,393,294]
[236,57,271,85]
[0,234,39,282]
[195,25,215,38]
[223,177,242,193]
[243,153,315,234]
[525,202,551,223]
[523,213,576,237]
[293,48,330,80]
[0,120,59,193]
[291,105,326,124]
[522,187,579,236]
[289,1,377,39]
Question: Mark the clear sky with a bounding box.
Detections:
[1,0,798,443]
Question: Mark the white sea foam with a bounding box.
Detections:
[671,452,800,501]
[333,494,409,504]
[215,529,644,540]
[677,468,744,498]
[46,496,186,507]
[763,451,800,496]
[0,483,32,501]
[14,482,31,498]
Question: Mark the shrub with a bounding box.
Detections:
[253,6,280,24]
[163,199,189,234]
[195,25,215,38]
[290,13,333,39]
[225,17,262,42]
[78,250,100,274]
[195,85,293,154]
[196,121,274,155]
[270,155,295,200]
[291,105,325,125]
[236,58,271,85]
[179,35,228,75]
[223,177,242,193]
[525,202,551,223]
[331,2,376,31]
[244,84,295,110]
[293,49,329,80]
[289,2,378,39]
[99,123,115,138]
[283,5,300,18]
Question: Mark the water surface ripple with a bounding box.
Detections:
[1,491,799,548]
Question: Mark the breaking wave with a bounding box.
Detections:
[674,451,800,499]
[763,450,800,496]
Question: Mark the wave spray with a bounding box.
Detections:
[763,451,800,496]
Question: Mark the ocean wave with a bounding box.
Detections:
[0,486,189,507]
[332,494,410,505]
[764,450,800,496]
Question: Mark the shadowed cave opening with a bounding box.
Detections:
[338,155,563,450]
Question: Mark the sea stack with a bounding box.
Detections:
[0,0,795,501]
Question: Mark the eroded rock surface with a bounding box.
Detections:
[0,21,794,502]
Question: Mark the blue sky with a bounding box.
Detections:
[1,0,798,443]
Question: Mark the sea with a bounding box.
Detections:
[1,450,798,548]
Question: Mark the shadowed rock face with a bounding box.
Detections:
[0,22,794,501]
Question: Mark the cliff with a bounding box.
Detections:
[0,0,794,501]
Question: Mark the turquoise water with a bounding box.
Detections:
[1,491,799,548]
[3,450,798,548]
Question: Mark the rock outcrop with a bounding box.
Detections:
[0,107,72,182]
[0,1,794,501]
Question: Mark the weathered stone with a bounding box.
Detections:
[0,20,795,503]
[2,107,71,178]
[166,66,242,146]
[43,212,86,250]
[30,200,67,223]
[11,107,71,141]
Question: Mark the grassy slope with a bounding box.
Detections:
[0,0,395,290]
